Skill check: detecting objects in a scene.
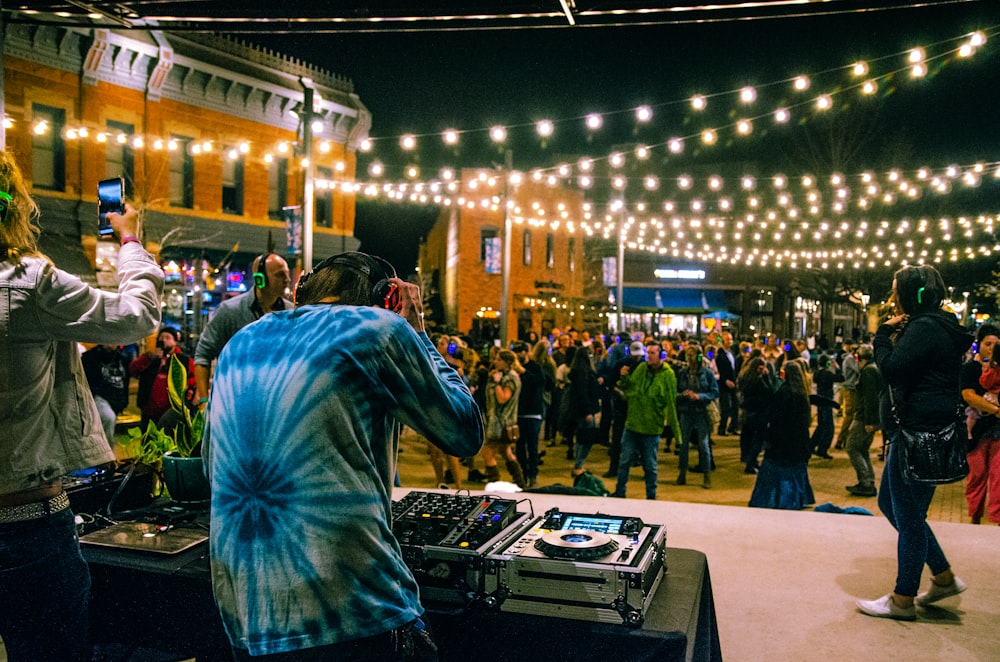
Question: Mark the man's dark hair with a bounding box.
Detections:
[857,344,875,363]
[976,324,1000,344]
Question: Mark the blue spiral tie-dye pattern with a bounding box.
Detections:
[204,305,483,656]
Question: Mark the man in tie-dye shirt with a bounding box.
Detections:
[205,252,483,660]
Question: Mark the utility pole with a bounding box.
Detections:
[500,149,513,346]
[299,78,315,270]
[617,205,626,334]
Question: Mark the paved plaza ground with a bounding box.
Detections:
[397,419,976,525]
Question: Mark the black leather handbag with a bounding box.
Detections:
[889,387,969,485]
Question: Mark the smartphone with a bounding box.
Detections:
[98,177,124,237]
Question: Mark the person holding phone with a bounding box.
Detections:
[204,251,482,659]
[0,152,163,660]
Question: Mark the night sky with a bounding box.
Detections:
[252,2,1000,273]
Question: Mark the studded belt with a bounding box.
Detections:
[0,492,71,525]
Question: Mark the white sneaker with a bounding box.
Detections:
[916,576,967,606]
[856,594,916,621]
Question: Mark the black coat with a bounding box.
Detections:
[518,360,545,417]
[764,384,812,464]
[874,310,973,433]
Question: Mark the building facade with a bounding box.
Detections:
[420,170,593,344]
[2,25,369,283]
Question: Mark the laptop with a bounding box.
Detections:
[80,521,208,555]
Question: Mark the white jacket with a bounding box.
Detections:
[0,243,163,494]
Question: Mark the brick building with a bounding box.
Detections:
[420,169,595,343]
[1,25,369,284]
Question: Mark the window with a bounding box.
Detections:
[222,153,244,215]
[31,104,65,191]
[522,229,532,265]
[480,227,498,262]
[105,120,134,197]
[546,233,555,269]
[267,158,288,220]
[315,166,332,227]
[168,135,193,208]
[568,237,576,272]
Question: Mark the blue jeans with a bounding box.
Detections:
[679,411,712,475]
[516,417,543,480]
[232,617,438,661]
[615,431,659,499]
[878,440,950,597]
[573,417,598,470]
[0,507,91,661]
[93,395,118,449]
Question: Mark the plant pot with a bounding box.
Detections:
[161,451,211,504]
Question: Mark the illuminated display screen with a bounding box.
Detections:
[559,515,623,535]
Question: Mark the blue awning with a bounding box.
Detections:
[620,288,730,314]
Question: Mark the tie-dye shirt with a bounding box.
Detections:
[204,304,483,656]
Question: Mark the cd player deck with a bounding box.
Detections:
[482,508,667,626]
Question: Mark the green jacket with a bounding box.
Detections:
[619,362,682,439]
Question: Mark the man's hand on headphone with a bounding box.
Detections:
[391,277,424,333]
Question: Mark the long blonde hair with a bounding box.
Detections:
[0,152,42,261]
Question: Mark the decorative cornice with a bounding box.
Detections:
[3,24,368,144]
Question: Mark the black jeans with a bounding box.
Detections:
[232,618,438,662]
[0,508,91,662]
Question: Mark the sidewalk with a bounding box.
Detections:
[397,423,975,525]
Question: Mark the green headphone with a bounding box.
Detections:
[252,253,272,289]
[0,191,11,225]
[915,266,927,305]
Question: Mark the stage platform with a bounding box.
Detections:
[499,490,999,661]
[1,489,996,661]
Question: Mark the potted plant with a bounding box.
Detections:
[126,354,210,504]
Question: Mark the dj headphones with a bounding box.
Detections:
[0,191,11,225]
[297,251,400,310]
[252,253,274,290]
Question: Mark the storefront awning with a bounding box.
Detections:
[621,288,729,314]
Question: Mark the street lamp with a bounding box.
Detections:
[860,293,870,333]
[963,291,971,325]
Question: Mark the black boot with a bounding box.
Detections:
[505,460,526,488]
[484,465,501,482]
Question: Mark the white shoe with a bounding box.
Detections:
[916,576,967,606]
[856,594,916,621]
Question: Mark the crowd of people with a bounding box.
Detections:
[421,327,895,506]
